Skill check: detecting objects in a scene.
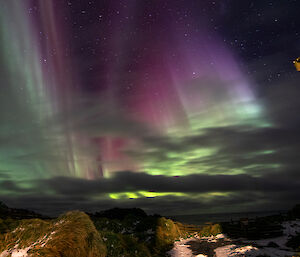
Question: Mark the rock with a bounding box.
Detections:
[0,211,107,257]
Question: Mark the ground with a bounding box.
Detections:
[168,220,300,257]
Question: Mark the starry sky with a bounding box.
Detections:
[0,0,300,216]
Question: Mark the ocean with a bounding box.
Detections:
[169,210,287,225]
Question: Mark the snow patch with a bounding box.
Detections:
[10,247,31,257]
[214,244,259,257]
[54,219,66,226]
[0,246,30,257]
[214,244,296,257]
[167,237,194,257]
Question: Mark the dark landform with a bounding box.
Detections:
[0,202,300,256]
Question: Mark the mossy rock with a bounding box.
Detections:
[93,217,124,234]
[154,217,182,252]
[198,223,222,237]
[102,231,151,257]
[0,211,106,257]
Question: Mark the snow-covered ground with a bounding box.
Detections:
[214,243,294,257]
[167,238,195,257]
[168,221,300,257]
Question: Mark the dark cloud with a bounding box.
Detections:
[0,180,20,191]
[37,171,299,196]
[1,169,299,216]
[0,180,32,193]
[0,170,11,179]
[1,188,298,217]
[125,123,300,179]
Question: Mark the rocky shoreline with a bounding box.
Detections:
[168,220,300,257]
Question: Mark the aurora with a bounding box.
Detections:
[0,0,299,216]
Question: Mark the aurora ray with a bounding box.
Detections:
[0,0,299,215]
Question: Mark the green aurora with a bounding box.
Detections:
[0,0,299,215]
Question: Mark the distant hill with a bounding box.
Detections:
[90,207,149,220]
[0,201,48,220]
[0,201,8,210]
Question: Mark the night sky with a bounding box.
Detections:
[0,0,300,216]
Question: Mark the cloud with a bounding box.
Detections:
[0,169,298,216]
[0,93,153,178]
[124,121,300,178]
[0,179,33,193]
[0,170,11,179]
[2,80,300,215]
[36,171,298,196]
[1,187,298,216]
